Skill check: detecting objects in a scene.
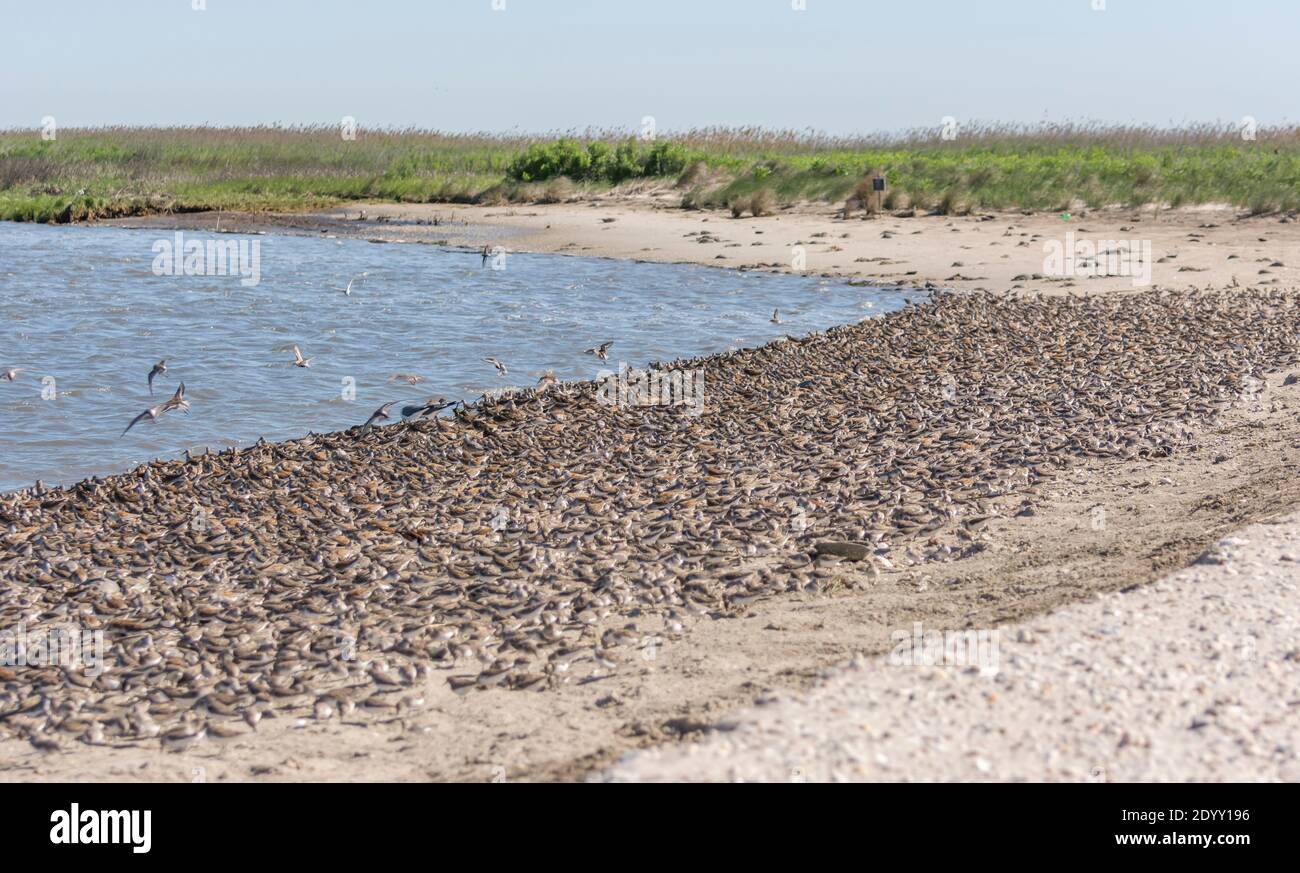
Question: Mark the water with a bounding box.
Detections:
[0,222,917,492]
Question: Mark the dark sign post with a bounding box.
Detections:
[871,172,886,214]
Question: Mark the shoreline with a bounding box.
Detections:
[4,284,1300,780]
[93,198,1300,296]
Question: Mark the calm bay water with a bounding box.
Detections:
[0,222,916,492]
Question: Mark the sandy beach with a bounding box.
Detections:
[4,199,1300,780]
[604,511,1300,783]
[103,196,1300,296]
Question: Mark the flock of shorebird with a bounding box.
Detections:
[5,248,779,449]
[2,326,618,441]
[3,255,800,448]
[115,335,616,440]
[5,288,1292,750]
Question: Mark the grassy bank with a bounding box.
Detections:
[2,123,1299,223]
[0,126,522,222]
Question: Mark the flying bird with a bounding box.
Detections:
[343,272,369,296]
[122,383,189,437]
[1,368,23,382]
[387,373,425,384]
[536,370,558,390]
[401,396,457,419]
[363,401,396,427]
[585,341,613,361]
[484,356,508,377]
[291,345,312,368]
[147,360,167,395]
[771,309,781,324]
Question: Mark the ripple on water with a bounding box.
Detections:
[0,221,919,491]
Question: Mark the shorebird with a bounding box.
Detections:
[771,309,781,324]
[343,272,368,296]
[536,370,558,390]
[484,356,508,377]
[121,383,189,437]
[451,402,478,424]
[363,401,396,427]
[585,341,613,361]
[1,367,23,382]
[147,360,167,395]
[401,396,456,419]
[291,345,312,368]
[160,723,206,753]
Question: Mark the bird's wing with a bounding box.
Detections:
[122,407,157,436]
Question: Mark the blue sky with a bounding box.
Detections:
[2,0,1295,133]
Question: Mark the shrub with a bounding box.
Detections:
[676,159,709,188]
[750,187,776,216]
[643,140,690,177]
[506,137,691,184]
[850,177,879,214]
[506,138,591,182]
[474,183,514,205]
[539,177,575,203]
[585,141,611,174]
[605,141,642,182]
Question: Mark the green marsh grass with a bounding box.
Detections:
[2,122,1298,223]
